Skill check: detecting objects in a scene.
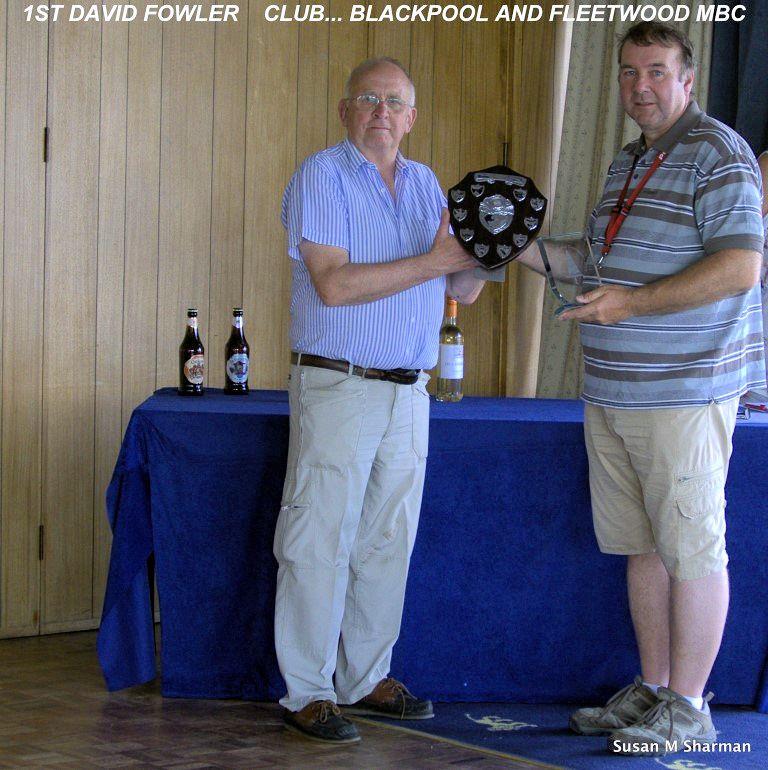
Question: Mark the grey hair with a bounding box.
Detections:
[344,57,416,106]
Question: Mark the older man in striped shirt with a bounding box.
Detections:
[274,56,484,745]
[520,22,764,757]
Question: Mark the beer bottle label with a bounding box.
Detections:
[184,354,205,385]
[226,353,249,384]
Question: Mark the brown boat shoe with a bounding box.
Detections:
[343,677,434,720]
[283,699,361,744]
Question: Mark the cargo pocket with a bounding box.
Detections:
[672,466,727,578]
[273,499,314,569]
[674,467,724,520]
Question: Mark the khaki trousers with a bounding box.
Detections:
[274,364,430,711]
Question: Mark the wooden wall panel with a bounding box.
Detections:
[326,1,368,147]
[243,12,298,388]
[504,10,558,397]
[121,4,162,428]
[417,21,454,396]
[367,7,411,62]
[457,3,508,396]
[209,8,249,388]
[0,12,567,635]
[431,22,463,190]
[41,14,101,630]
[157,6,215,389]
[296,19,329,162]
[92,20,129,617]
[1,7,47,636]
[0,0,5,630]
[367,3,411,156]
[405,23,434,167]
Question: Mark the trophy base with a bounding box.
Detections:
[473,265,506,283]
[554,302,580,317]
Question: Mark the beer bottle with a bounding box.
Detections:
[179,308,205,395]
[224,307,249,394]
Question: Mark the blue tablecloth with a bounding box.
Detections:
[98,388,768,710]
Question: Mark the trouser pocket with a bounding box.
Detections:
[411,371,430,459]
[298,367,365,471]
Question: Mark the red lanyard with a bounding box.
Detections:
[601,151,667,256]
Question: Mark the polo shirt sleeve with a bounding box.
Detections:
[695,152,764,256]
[281,158,349,262]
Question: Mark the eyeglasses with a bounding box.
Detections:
[348,93,412,114]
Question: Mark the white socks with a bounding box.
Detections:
[682,695,705,711]
[642,682,705,711]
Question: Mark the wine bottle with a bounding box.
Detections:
[436,297,463,402]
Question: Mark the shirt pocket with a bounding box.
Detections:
[408,217,438,257]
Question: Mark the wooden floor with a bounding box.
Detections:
[0,631,553,769]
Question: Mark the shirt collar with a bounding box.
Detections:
[634,100,701,156]
[342,138,412,177]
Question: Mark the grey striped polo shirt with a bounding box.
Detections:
[582,101,765,409]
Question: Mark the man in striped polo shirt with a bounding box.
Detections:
[274,57,484,744]
[521,22,764,756]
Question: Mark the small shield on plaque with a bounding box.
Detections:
[447,165,547,269]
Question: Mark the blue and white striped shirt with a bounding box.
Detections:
[582,102,765,408]
[282,139,447,370]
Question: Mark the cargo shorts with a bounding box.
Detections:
[584,399,738,580]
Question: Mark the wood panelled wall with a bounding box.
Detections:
[0,0,562,636]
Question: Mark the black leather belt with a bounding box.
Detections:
[291,352,419,385]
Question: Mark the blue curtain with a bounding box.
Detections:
[707,0,768,155]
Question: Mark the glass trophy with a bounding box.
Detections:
[535,232,602,316]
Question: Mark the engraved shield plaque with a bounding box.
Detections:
[447,165,548,269]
